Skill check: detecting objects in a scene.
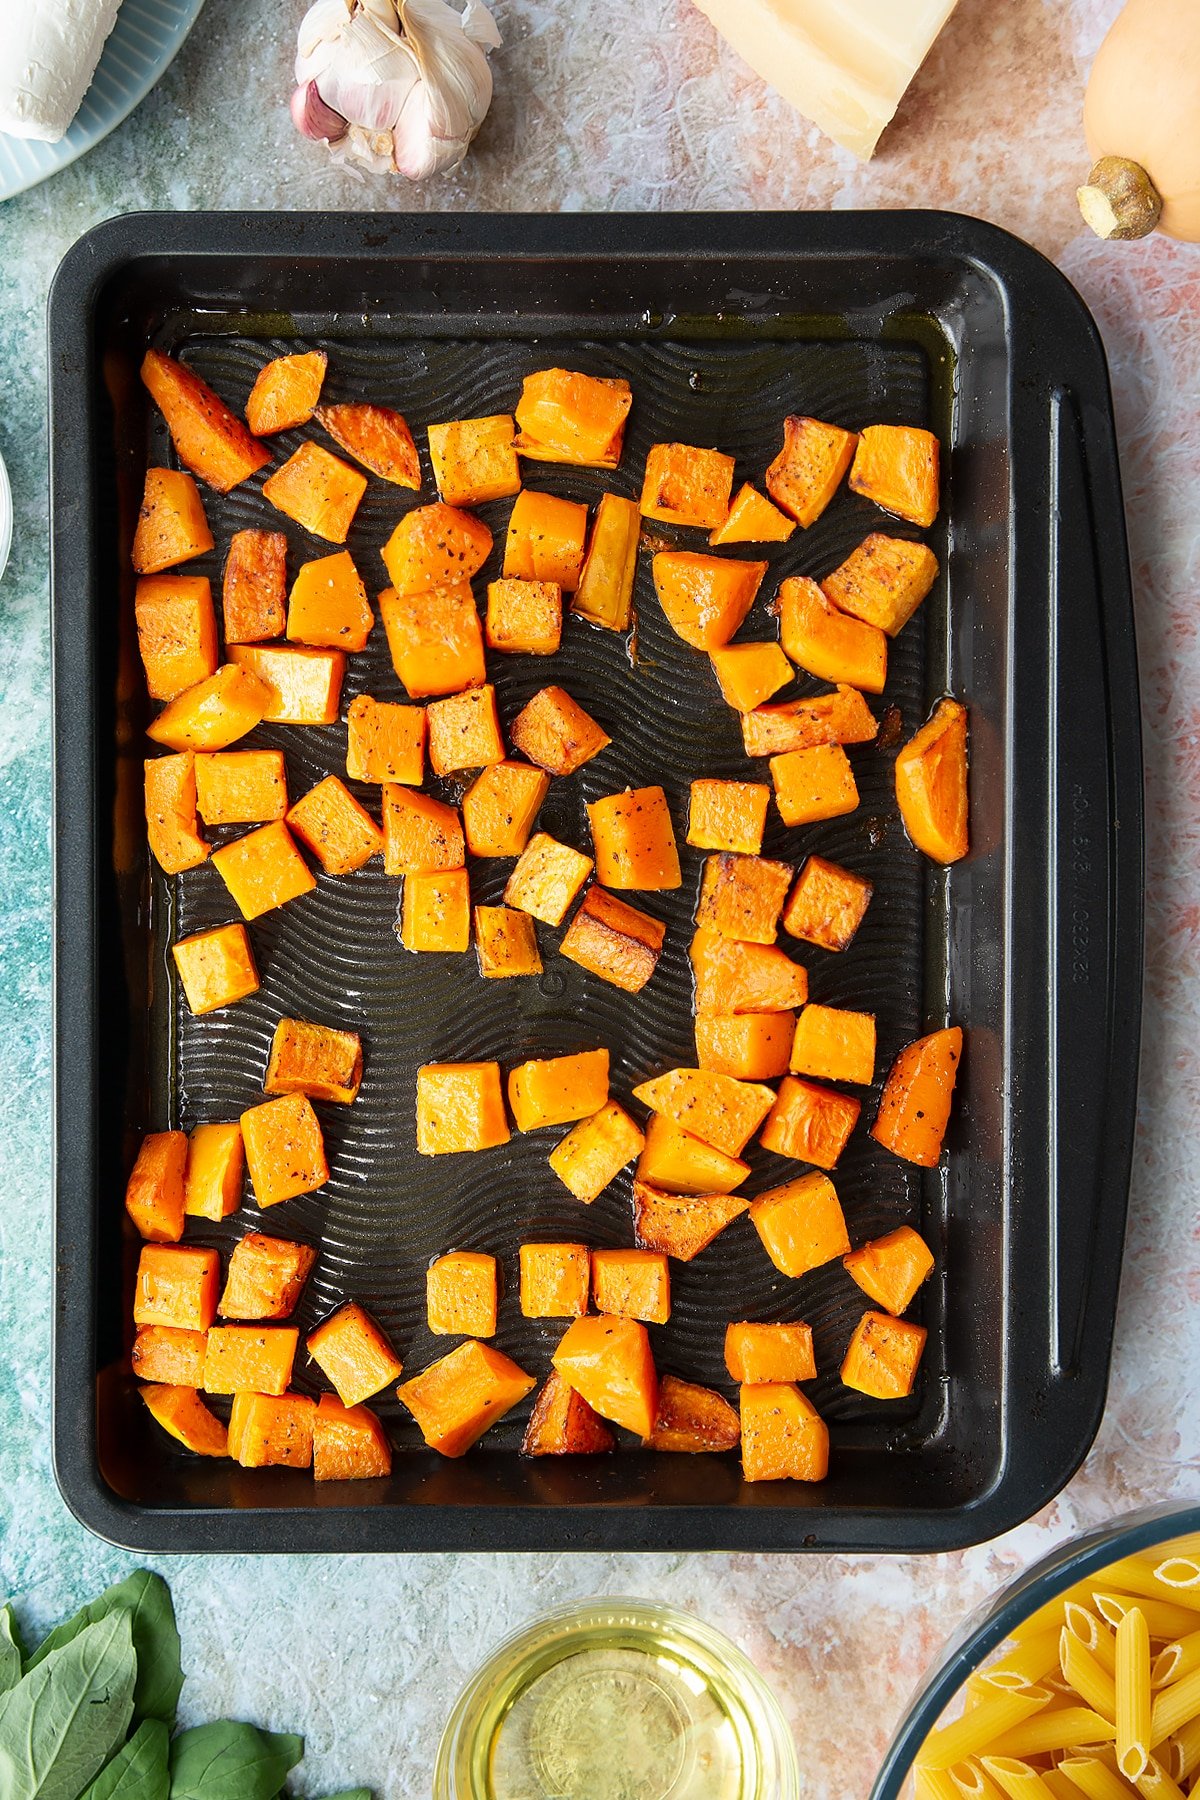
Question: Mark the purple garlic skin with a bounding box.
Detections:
[291,80,349,144]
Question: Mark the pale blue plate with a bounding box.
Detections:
[0,0,207,203]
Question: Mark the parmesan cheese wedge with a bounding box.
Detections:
[692,0,961,161]
[0,0,124,143]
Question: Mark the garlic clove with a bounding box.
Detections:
[291,80,350,143]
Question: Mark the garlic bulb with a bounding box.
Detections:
[293,0,501,180]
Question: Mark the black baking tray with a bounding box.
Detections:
[49,212,1142,1554]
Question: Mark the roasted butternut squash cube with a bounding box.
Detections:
[841,1311,927,1400]
[346,694,425,786]
[779,576,887,694]
[871,1027,962,1168]
[740,687,879,758]
[509,1047,609,1133]
[245,349,327,434]
[760,1078,861,1169]
[822,533,939,636]
[397,1340,536,1457]
[184,1121,244,1221]
[844,1226,934,1316]
[895,698,969,865]
[379,582,486,699]
[748,1171,850,1277]
[790,1003,876,1085]
[781,855,873,952]
[519,1242,591,1318]
[573,492,640,631]
[640,442,735,529]
[522,1372,614,1456]
[265,1016,363,1105]
[240,1093,329,1207]
[194,750,288,826]
[633,1066,775,1158]
[696,852,792,945]
[709,641,792,712]
[427,1251,498,1337]
[645,1376,740,1453]
[287,775,384,874]
[428,413,520,506]
[652,552,768,650]
[631,1183,749,1262]
[125,1131,188,1242]
[514,368,632,468]
[136,576,219,702]
[145,754,208,873]
[383,788,463,875]
[400,868,471,953]
[139,1385,228,1457]
[769,744,859,827]
[509,686,610,776]
[695,1013,793,1080]
[219,1232,316,1321]
[636,1114,749,1196]
[140,349,269,494]
[227,1391,315,1468]
[245,349,326,435]
[474,905,543,978]
[316,402,421,489]
[134,1244,220,1332]
[463,760,550,857]
[308,1301,403,1406]
[848,425,940,529]
[504,490,588,592]
[709,482,796,546]
[427,684,505,777]
[416,1062,510,1154]
[687,779,770,857]
[485,578,563,655]
[212,821,317,918]
[147,663,274,752]
[131,1327,209,1388]
[172,923,260,1014]
[312,1394,393,1481]
[690,927,808,1016]
[588,786,680,891]
[226,644,345,725]
[222,529,287,644]
[504,831,593,925]
[725,1321,816,1384]
[287,549,374,651]
[132,467,214,573]
[552,1315,658,1437]
[381,503,493,597]
[765,415,857,527]
[549,1101,645,1203]
[558,886,666,993]
[263,442,367,543]
[740,1383,829,1481]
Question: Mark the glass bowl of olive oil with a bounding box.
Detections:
[434,1599,799,1800]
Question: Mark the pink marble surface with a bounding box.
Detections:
[1,1,1198,1795]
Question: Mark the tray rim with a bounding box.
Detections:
[48,208,1144,1554]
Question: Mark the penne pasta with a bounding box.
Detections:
[1062,1629,1118,1720]
[1148,1665,1200,1748]
[1066,1607,1120,1678]
[1039,1773,1085,1800]
[986,1628,1071,1689]
[1115,1608,1152,1781]
[952,1761,1013,1800]
[1016,1585,1116,1643]
[1150,1631,1200,1690]
[1095,1597,1200,1645]
[1150,1559,1200,1595]
[1130,1755,1186,1800]
[986,1709,1118,1760]
[1097,1564,1200,1618]
[916,1765,965,1800]
[982,1756,1063,1798]
[1169,1711,1200,1780]
[922,1691,1053,1771]
[1057,1756,1139,1799]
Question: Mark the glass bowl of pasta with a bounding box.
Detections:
[871,1502,1200,1800]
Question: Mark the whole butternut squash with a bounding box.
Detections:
[1080,0,1200,241]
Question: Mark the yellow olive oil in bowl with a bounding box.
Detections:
[434,1601,799,1800]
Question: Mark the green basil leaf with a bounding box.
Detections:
[27,1571,183,1726]
[81,1718,171,1800]
[0,1604,24,1693]
[168,1722,303,1800]
[0,1611,137,1800]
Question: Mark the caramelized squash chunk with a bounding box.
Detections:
[790,1003,876,1086]
[245,350,327,435]
[227,1392,314,1467]
[125,1131,188,1243]
[740,1383,829,1481]
[588,786,681,891]
[474,905,543,979]
[689,928,808,1017]
[222,529,287,644]
[522,1371,614,1456]
[427,684,505,777]
[632,1066,775,1158]
[308,1301,404,1406]
[427,1251,498,1338]
[552,1315,658,1438]
[710,483,796,546]
[639,443,735,530]
[212,821,317,918]
[132,1328,209,1388]
[652,551,767,650]
[312,1394,393,1482]
[141,349,270,494]
[844,1226,935,1316]
[632,1183,749,1262]
[645,1375,740,1453]
[195,750,287,826]
[592,1248,671,1323]
[416,1062,510,1155]
[636,1115,749,1196]
[240,1093,329,1207]
[400,868,471,954]
[871,1026,962,1167]
[381,503,492,597]
[134,1244,220,1332]
[687,779,770,857]
[504,490,588,592]
[146,664,273,751]
[485,578,563,655]
[573,493,640,631]
[508,1048,609,1133]
[519,1242,591,1319]
[428,413,520,507]
[287,550,374,651]
[183,1121,245,1221]
[509,686,610,776]
[822,533,938,636]
[748,1171,850,1278]
[841,1311,927,1400]
[265,1016,363,1105]
[287,775,383,874]
[132,468,213,573]
[219,1232,316,1321]
[346,694,425,786]
[463,760,550,857]
[779,576,886,694]
[135,576,219,701]
[848,425,940,528]
[769,744,859,828]
[145,753,209,874]
[504,831,593,926]
[895,698,969,864]
[709,641,792,712]
[558,887,666,994]
[694,1013,793,1081]
[696,852,792,945]
[759,1077,861,1169]
[226,644,344,724]
[316,402,421,489]
[514,368,632,468]
[263,442,367,543]
[549,1101,645,1203]
[781,855,873,953]
[383,788,464,875]
[172,923,260,1015]
[765,415,857,528]
[397,1340,535,1457]
[379,582,486,698]
[725,1321,816,1385]
[740,687,878,758]
[140,1385,228,1458]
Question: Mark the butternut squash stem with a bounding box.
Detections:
[1077,156,1163,240]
